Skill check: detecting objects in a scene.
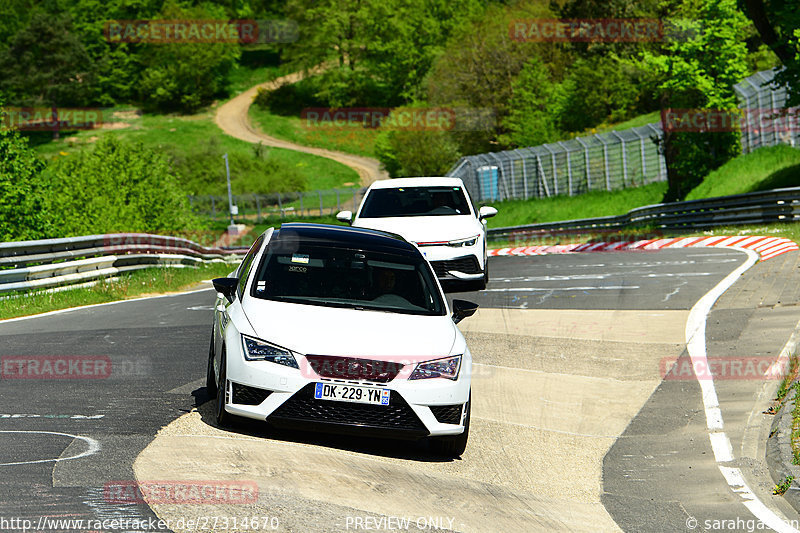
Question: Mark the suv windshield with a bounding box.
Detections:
[251,242,445,316]
[359,186,472,218]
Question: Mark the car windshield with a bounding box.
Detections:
[359,186,472,218]
[251,242,445,316]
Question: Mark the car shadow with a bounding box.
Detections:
[191,387,460,463]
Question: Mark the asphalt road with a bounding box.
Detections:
[0,248,795,532]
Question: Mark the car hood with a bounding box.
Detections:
[242,297,457,362]
[353,216,481,244]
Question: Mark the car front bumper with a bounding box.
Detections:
[222,343,471,438]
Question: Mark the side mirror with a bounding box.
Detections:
[336,210,353,224]
[212,277,239,304]
[478,206,497,220]
[452,299,479,324]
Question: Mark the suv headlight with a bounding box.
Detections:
[448,235,479,247]
[409,355,462,380]
[242,335,299,368]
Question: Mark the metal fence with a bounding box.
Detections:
[188,188,365,220]
[449,68,797,203]
[735,69,799,153]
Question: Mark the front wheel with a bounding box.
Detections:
[429,395,470,457]
[214,350,232,427]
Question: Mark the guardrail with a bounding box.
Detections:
[0,233,248,294]
[487,187,800,243]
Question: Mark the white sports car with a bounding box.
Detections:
[207,223,477,456]
[337,177,497,290]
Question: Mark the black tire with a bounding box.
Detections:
[430,394,471,457]
[214,350,232,427]
[206,332,217,398]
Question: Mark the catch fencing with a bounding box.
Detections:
[449,68,797,203]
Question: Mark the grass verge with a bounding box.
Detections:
[28,104,359,196]
[686,145,800,200]
[249,105,379,159]
[485,182,668,229]
[0,263,235,321]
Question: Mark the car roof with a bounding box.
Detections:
[367,177,465,189]
[273,223,420,256]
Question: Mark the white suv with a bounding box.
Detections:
[338,177,497,289]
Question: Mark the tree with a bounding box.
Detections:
[284,0,485,106]
[644,0,750,201]
[740,0,800,106]
[0,10,95,108]
[500,57,562,148]
[137,2,240,113]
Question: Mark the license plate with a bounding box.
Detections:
[313,383,390,406]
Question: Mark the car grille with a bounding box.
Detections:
[429,404,464,425]
[269,383,426,432]
[430,256,481,277]
[304,355,404,383]
[232,382,272,405]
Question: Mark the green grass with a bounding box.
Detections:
[249,105,379,158]
[0,263,235,320]
[226,64,285,95]
[485,181,667,229]
[29,107,359,195]
[591,111,662,135]
[685,145,800,200]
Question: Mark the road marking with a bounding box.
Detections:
[482,286,640,292]
[686,247,800,532]
[0,414,104,419]
[0,430,100,466]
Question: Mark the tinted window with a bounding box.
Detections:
[251,242,444,316]
[237,234,265,298]
[359,186,472,218]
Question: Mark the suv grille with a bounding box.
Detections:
[430,404,464,425]
[305,355,404,383]
[232,382,272,405]
[430,256,481,277]
[269,383,426,432]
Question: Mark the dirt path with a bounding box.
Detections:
[215,67,388,187]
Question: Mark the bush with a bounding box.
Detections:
[0,128,47,240]
[375,122,461,177]
[44,137,195,235]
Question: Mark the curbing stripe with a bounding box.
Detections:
[489,235,798,262]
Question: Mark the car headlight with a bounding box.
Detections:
[241,335,299,368]
[448,235,479,247]
[409,355,462,380]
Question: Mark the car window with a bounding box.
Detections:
[236,234,265,298]
[359,186,472,218]
[251,243,445,316]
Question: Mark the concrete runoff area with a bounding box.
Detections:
[134,308,688,532]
